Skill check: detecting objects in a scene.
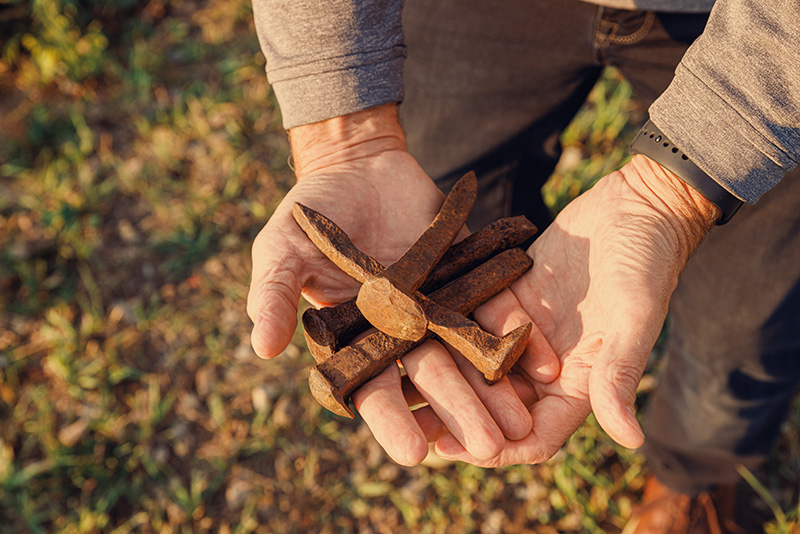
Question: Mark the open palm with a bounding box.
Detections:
[248,149,448,357]
[435,156,719,465]
[247,134,559,465]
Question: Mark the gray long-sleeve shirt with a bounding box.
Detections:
[252,0,800,204]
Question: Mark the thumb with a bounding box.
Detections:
[247,248,303,359]
[588,334,649,449]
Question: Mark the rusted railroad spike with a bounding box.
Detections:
[293,190,532,384]
[356,172,477,342]
[303,300,368,363]
[418,295,532,383]
[308,248,533,417]
[302,215,538,362]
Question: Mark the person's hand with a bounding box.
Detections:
[247,104,560,465]
[433,155,721,465]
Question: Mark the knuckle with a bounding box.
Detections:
[607,360,644,393]
[403,345,457,384]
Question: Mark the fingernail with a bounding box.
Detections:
[535,360,560,379]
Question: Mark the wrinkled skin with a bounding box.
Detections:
[248,105,560,465]
[247,104,717,466]
[436,155,718,465]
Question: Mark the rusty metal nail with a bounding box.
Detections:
[355,172,477,341]
[308,248,533,417]
[303,215,537,356]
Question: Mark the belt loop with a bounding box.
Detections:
[592,7,610,63]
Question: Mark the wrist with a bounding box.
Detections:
[628,119,743,224]
[622,155,720,259]
[289,104,408,178]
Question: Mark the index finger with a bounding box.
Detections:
[352,362,430,466]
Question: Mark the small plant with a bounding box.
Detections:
[738,465,800,534]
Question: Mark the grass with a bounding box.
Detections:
[1,1,798,532]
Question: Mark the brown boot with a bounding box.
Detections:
[622,476,745,534]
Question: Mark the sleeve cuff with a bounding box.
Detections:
[270,55,405,130]
[650,64,795,204]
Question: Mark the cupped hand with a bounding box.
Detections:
[434,155,721,466]
[248,147,445,357]
[246,105,560,466]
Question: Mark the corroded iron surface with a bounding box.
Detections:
[355,172,477,341]
[302,215,537,359]
[308,249,533,417]
[292,173,537,417]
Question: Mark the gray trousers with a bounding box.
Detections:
[400,0,800,493]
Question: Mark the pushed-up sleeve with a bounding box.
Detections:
[649,0,800,203]
[252,0,406,129]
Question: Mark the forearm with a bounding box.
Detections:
[649,0,800,203]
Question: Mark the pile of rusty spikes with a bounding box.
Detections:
[293,172,537,417]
